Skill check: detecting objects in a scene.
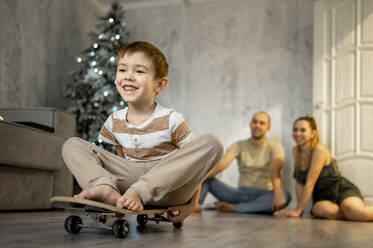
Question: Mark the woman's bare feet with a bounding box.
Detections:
[74,184,121,206]
[217,202,234,212]
[116,187,144,211]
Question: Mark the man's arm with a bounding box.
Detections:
[271,156,287,211]
[204,151,237,180]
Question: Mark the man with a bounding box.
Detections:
[197,112,291,213]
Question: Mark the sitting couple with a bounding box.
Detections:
[196,111,291,214]
[198,112,373,221]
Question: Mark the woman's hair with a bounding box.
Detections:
[293,116,320,171]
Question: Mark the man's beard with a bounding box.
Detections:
[252,133,265,140]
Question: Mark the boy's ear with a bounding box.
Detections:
[155,77,168,94]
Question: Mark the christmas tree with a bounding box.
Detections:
[64,2,128,150]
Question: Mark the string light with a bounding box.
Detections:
[109,18,114,23]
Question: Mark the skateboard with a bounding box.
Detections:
[50,196,183,238]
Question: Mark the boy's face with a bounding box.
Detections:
[116,51,159,105]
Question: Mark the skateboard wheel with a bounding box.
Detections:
[113,219,129,238]
[64,215,82,234]
[137,214,148,226]
[173,222,183,229]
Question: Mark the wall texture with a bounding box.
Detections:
[0,0,314,205]
[123,0,313,202]
[0,0,97,108]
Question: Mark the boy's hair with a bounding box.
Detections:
[118,41,168,79]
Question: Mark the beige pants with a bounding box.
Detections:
[61,134,223,206]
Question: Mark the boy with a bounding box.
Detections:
[62,41,223,222]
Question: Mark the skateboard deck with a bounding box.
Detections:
[51,196,168,214]
[51,196,182,238]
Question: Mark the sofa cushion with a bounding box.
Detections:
[0,165,54,210]
[0,121,63,171]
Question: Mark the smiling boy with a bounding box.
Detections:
[62,41,223,222]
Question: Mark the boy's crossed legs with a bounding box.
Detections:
[62,137,145,209]
[62,134,223,211]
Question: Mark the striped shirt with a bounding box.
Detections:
[98,103,193,162]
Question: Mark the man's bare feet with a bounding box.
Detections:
[74,184,121,206]
[217,202,234,212]
[194,202,203,213]
[116,187,144,211]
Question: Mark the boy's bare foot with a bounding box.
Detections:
[217,202,234,212]
[194,202,203,213]
[74,184,121,206]
[116,187,144,211]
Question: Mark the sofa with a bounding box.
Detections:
[0,108,76,210]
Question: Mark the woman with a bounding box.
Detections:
[275,116,373,221]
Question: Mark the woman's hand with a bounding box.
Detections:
[274,209,302,218]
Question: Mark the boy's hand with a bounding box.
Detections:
[167,203,195,223]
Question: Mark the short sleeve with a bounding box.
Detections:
[98,114,119,145]
[169,111,193,148]
[271,141,284,159]
[227,142,240,157]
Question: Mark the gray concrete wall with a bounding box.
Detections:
[0,0,313,205]
[124,0,313,200]
[0,0,97,108]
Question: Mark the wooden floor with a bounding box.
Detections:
[1,209,373,248]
